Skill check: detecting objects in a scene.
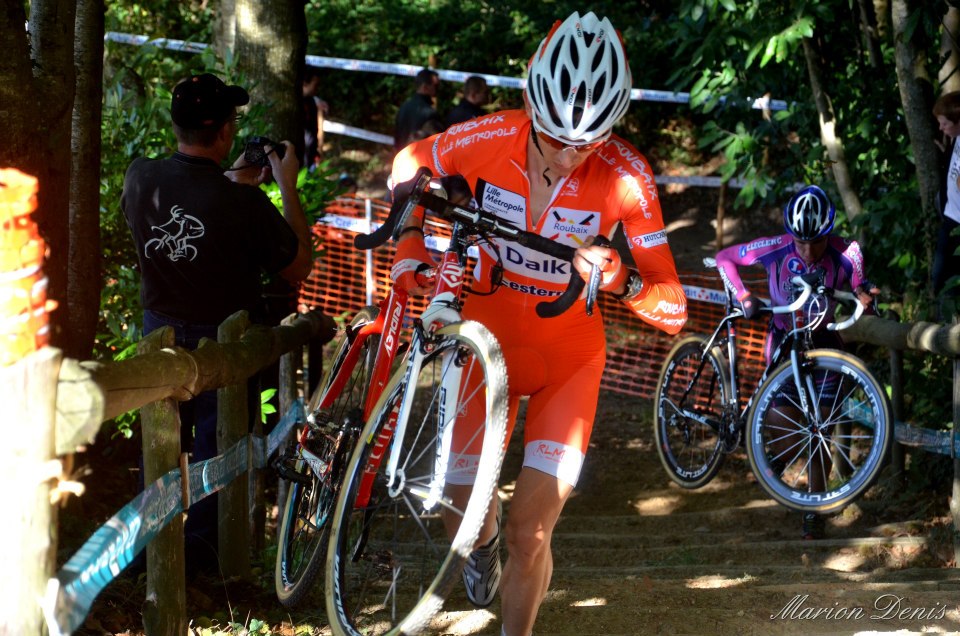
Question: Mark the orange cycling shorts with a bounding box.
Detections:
[446,291,606,487]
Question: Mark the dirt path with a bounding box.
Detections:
[425,392,960,636]
[70,391,960,636]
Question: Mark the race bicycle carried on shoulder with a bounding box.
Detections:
[653,257,892,513]
[273,167,603,635]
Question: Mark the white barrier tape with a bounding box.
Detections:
[106,32,785,110]
[53,400,303,633]
[306,54,526,90]
[322,120,393,145]
[656,174,746,188]
[104,31,206,53]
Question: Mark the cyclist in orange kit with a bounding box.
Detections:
[390,11,687,635]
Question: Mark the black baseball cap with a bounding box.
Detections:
[171,73,250,129]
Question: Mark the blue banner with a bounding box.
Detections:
[53,399,303,633]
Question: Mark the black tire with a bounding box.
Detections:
[653,335,730,489]
[275,307,380,608]
[326,320,508,636]
[746,349,892,513]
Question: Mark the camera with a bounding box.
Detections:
[244,136,286,167]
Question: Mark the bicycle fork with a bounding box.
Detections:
[383,248,468,513]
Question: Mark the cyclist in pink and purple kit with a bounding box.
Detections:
[715,184,879,539]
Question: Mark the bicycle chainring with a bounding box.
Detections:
[720,411,742,453]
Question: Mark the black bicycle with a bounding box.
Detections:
[653,258,892,513]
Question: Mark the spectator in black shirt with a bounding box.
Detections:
[122,73,312,576]
[445,75,490,128]
[394,68,443,151]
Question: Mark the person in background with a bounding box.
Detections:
[441,75,492,204]
[445,75,491,128]
[714,184,879,541]
[391,11,687,635]
[932,91,960,319]
[394,68,443,151]
[302,66,329,171]
[122,73,312,576]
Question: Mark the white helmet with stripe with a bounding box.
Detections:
[526,11,633,146]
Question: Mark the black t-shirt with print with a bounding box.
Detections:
[121,152,299,324]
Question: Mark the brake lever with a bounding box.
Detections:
[584,235,613,317]
[585,263,601,316]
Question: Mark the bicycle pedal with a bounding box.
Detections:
[274,457,313,486]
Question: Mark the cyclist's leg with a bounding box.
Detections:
[500,342,604,636]
[444,392,521,546]
[501,468,574,636]
[766,331,842,484]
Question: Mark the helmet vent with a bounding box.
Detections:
[525,11,632,143]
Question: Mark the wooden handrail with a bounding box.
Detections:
[54,309,336,455]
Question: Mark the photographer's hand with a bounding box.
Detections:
[227,153,269,186]
[268,140,312,282]
[266,140,298,189]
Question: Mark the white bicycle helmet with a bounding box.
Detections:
[783,185,835,241]
[526,11,632,145]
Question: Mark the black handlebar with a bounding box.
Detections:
[355,167,590,318]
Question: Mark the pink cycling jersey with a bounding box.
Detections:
[714,233,872,333]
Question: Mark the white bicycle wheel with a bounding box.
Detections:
[747,349,892,513]
[326,320,508,636]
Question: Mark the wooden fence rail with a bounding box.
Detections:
[843,315,960,565]
[19,309,335,635]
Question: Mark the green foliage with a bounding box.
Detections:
[853,186,931,310]
[259,388,277,425]
[106,0,214,42]
[261,162,341,228]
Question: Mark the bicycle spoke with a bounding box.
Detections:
[327,322,507,635]
[748,350,891,513]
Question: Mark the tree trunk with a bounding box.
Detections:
[891,0,941,271]
[26,1,77,351]
[67,0,104,360]
[801,36,863,219]
[234,0,305,145]
[857,0,884,68]
[214,0,237,60]
[873,0,890,38]
[940,6,960,93]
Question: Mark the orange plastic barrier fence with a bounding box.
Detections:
[0,169,49,367]
[300,196,769,401]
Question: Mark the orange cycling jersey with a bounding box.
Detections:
[392,109,687,486]
[394,109,687,335]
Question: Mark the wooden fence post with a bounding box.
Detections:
[715,179,728,250]
[218,311,251,579]
[274,314,301,545]
[888,347,906,482]
[0,170,65,633]
[0,347,61,635]
[882,300,907,485]
[138,326,187,636]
